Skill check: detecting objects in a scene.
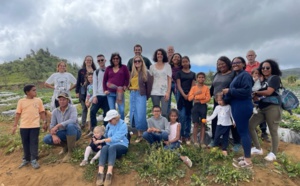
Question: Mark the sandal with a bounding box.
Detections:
[183,156,193,168]
[232,156,244,163]
[232,160,252,169]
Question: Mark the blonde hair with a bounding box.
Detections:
[93,125,105,135]
[131,56,147,82]
[56,61,67,72]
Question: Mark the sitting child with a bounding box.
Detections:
[164,109,193,167]
[205,92,235,156]
[80,126,105,166]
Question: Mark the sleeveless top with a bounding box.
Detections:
[168,122,179,141]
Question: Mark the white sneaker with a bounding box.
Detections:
[253,107,258,114]
[264,152,276,161]
[251,147,263,155]
[90,158,96,164]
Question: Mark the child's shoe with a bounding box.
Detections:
[80,160,88,166]
[90,158,96,165]
[185,138,191,145]
[182,156,193,168]
[18,160,29,169]
[222,150,228,156]
[31,159,40,169]
[194,143,200,147]
[253,107,258,114]
[232,144,241,152]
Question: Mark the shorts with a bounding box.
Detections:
[191,103,207,123]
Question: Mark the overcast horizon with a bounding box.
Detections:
[1,0,300,71]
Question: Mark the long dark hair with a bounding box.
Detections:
[258,59,282,76]
[109,52,122,68]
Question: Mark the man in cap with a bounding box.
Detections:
[43,92,81,162]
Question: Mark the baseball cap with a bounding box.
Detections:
[57,92,70,100]
[104,109,120,121]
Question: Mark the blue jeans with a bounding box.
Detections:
[98,145,128,166]
[90,95,109,130]
[164,141,180,150]
[43,124,81,144]
[129,90,147,131]
[107,92,125,119]
[142,131,169,145]
[167,82,179,114]
[179,106,192,138]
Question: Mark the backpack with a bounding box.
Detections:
[280,87,299,115]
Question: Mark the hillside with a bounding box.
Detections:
[0,48,79,86]
[282,68,300,79]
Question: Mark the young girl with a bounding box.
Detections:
[205,92,235,156]
[164,109,193,168]
[188,72,211,147]
[251,68,264,114]
[84,72,93,133]
[80,126,106,166]
[12,84,46,169]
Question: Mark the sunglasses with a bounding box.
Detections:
[232,61,242,65]
[134,60,141,63]
[262,67,271,70]
[97,59,104,62]
[112,58,119,60]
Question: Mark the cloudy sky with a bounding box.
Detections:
[1,0,300,72]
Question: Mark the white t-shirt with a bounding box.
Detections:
[206,105,234,126]
[45,72,76,110]
[149,63,172,96]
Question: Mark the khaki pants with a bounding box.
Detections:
[249,104,282,154]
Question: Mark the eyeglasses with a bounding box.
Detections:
[97,59,104,62]
[262,67,271,70]
[153,110,161,112]
[232,61,242,65]
[134,60,141,63]
[112,58,119,60]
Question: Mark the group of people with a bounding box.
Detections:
[12,45,283,185]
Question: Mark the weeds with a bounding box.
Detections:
[276,152,300,178]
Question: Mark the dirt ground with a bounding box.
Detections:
[0,121,300,186]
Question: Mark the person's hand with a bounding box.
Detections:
[104,91,110,95]
[85,102,90,108]
[12,125,17,135]
[97,145,102,149]
[164,141,170,145]
[164,93,170,101]
[50,126,58,135]
[183,94,188,100]
[252,96,259,102]
[75,93,79,98]
[147,127,154,132]
[233,123,236,128]
[123,86,127,91]
[222,88,229,95]
[52,135,61,144]
[92,97,98,104]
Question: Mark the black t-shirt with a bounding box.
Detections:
[176,70,196,94]
[259,75,281,109]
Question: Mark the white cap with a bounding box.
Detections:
[104,110,120,121]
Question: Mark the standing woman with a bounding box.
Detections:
[103,53,130,120]
[45,61,76,111]
[222,57,253,168]
[168,53,182,114]
[149,48,172,117]
[210,56,241,151]
[75,55,96,129]
[249,59,282,161]
[129,56,153,143]
[176,56,195,144]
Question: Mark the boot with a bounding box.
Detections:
[62,135,76,163]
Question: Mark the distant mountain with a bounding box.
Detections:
[281,68,300,79]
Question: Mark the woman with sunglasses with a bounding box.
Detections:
[103,53,130,120]
[129,56,153,143]
[222,57,253,168]
[75,55,96,129]
[249,59,282,162]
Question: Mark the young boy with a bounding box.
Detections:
[12,84,46,169]
[142,105,170,145]
[188,72,211,147]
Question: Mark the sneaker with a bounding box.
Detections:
[186,138,191,145]
[232,144,241,152]
[232,160,253,169]
[104,173,112,186]
[222,151,228,156]
[31,159,40,169]
[80,160,88,166]
[194,143,200,147]
[251,147,263,155]
[135,137,142,143]
[233,156,245,163]
[253,107,258,114]
[208,140,215,148]
[90,158,96,164]
[200,143,206,149]
[18,160,29,169]
[183,156,193,168]
[96,173,105,186]
[264,152,276,161]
